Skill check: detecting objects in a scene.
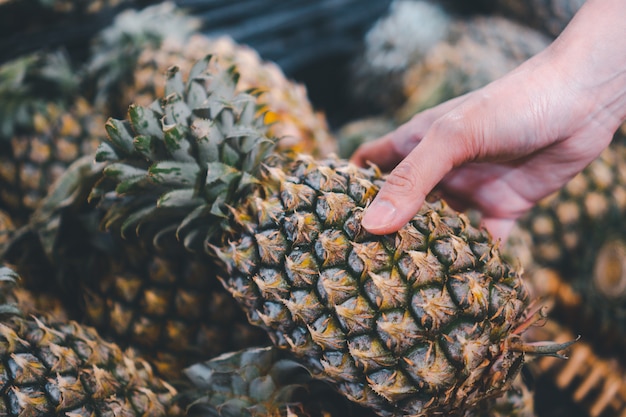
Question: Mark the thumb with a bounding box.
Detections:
[361,133,464,234]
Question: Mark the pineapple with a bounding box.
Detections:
[505,140,626,273]
[91,55,573,416]
[0,51,104,224]
[350,2,551,120]
[84,2,336,158]
[5,9,338,376]
[350,0,452,113]
[186,346,537,417]
[396,14,550,123]
[0,265,183,417]
[84,1,201,114]
[184,345,537,417]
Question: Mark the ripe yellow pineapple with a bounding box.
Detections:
[0,51,104,224]
[84,2,336,158]
[92,55,572,416]
[127,34,337,158]
[0,265,183,417]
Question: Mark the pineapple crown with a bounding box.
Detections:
[184,346,372,417]
[90,55,277,250]
[184,346,311,417]
[85,1,200,109]
[0,50,79,139]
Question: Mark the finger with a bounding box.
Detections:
[351,94,471,169]
[481,217,516,244]
[361,132,465,235]
[349,132,410,171]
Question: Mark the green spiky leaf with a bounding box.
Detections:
[104,118,136,155]
[103,163,147,182]
[149,161,199,187]
[164,93,192,126]
[95,142,120,162]
[129,104,164,139]
[158,189,203,208]
[164,123,195,162]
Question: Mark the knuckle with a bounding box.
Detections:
[429,112,467,139]
[428,109,484,163]
[386,161,420,192]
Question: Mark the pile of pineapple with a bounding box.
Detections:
[0,1,621,417]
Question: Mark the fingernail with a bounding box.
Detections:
[362,199,397,231]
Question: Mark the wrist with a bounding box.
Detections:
[548,0,626,128]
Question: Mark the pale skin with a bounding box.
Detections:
[351,0,626,242]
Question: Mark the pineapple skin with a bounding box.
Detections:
[0,51,106,225]
[185,347,536,417]
[212,156,532,416]
[94,58,548,417]
[0,269,182,417]
[0,96,104,225]
[82,233,270,380]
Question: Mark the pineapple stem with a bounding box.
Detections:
[508,337,580,359]
[507,299,579,359]
[512,301,549,335]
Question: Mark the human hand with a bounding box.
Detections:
[351,0,626,242]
